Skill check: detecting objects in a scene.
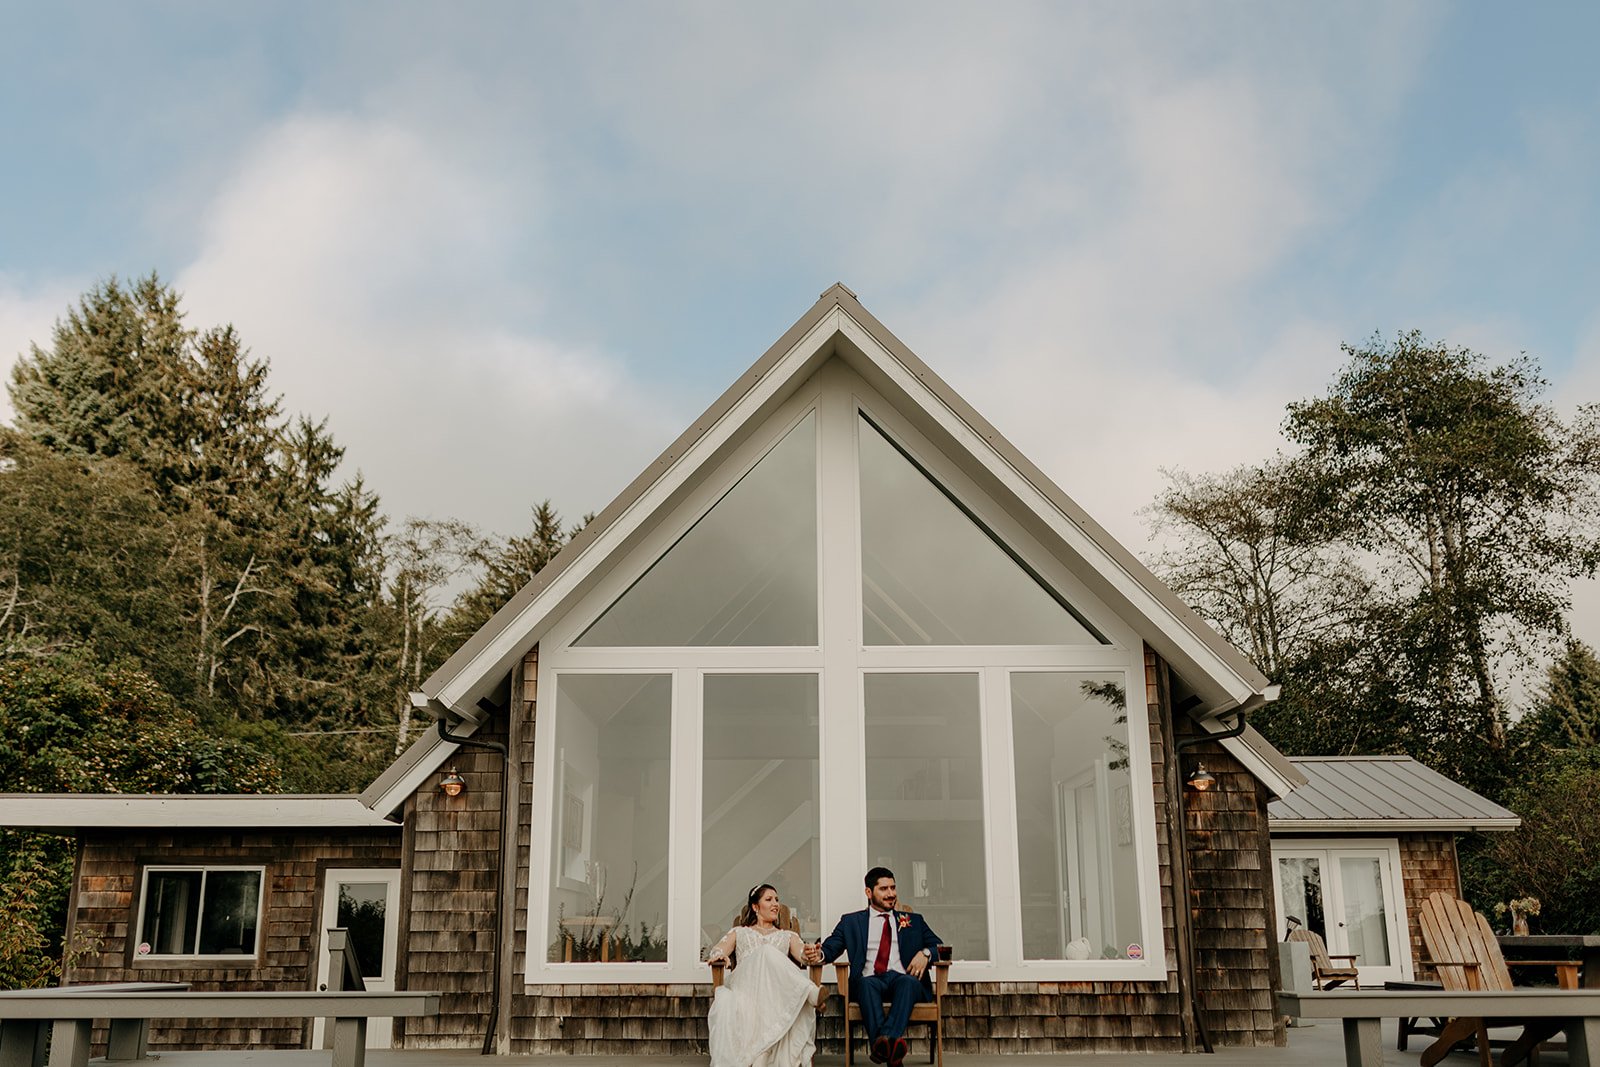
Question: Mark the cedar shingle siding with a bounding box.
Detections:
[66,829,399,1052]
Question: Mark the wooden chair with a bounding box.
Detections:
[707,902,823,990]
[1286,927,1361,990]
[836,911,950,1067]
[1417,891,1581,1067]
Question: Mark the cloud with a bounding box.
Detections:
[176,113,680,535]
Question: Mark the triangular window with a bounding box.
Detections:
[576,413,818,646]
[859,415,1105,645]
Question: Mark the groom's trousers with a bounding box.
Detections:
[854,971,930,1042]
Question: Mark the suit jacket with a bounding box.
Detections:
[821,908,942,990]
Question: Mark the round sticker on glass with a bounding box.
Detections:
[1126,944,1143,960]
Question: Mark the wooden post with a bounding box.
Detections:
[1341,1018,1383,1067]
[329,1017,367,1067]
[46,1020,92,1067]
[0,1020,47,1067]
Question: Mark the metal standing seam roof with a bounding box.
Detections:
[1269,756,1520,831]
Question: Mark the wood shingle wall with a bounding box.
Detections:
[399,713,510,1048]
[66,828,399,1052]
[1399,831,1461,979]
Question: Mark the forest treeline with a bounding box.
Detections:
[0,276,585,983]
[1146,330,1600,934]
[1,274,586,793]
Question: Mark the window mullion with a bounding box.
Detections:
[817,367,865,926]
[982,668,1023,970]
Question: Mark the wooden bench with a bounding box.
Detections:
[1278,990,1600,1067]
[0,991,440,1067]
[0,983,189,1067]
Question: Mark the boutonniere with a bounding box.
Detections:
[897,914,911,930]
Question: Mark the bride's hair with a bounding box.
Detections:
[738,883,778,927]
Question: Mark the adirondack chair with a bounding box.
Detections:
[837,905,950,1067]
[1286,927,1361,990]
[1416,891,1582,1067]
[707,903,824,990]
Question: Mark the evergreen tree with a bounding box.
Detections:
[1513,640,1600,767]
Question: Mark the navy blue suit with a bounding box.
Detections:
[821,908,941,1046]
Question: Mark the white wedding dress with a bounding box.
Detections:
[708,926,818,1067]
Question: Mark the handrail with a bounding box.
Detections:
[323,928,367,992]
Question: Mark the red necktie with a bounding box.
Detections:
[873,912,892,975]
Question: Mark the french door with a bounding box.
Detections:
[1272,841,1411,983]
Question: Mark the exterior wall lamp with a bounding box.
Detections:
[439,770,467,797]
[1185,764,1217,791]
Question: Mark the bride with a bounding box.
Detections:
[707,884,827,1067]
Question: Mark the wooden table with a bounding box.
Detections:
[1279,990,1600,1067]
[1500,935,1600,989]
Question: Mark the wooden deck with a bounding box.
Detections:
[79,1019,1578,1067]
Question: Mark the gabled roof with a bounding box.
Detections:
[0,794,399,831]
[368,284,1302,814]
[1269,756,1519,832]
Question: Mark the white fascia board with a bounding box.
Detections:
[1220,736,1302,800]
[433,309,845,711]
[364,739,461,817]
[832,312,1262,708]
[0,795,400,830]
[1271,818,1522,833]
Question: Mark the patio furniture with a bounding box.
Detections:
[0,990,439,1067]
[1287,927,1361,990]
[836,914,950,1067]
[707,903,822,990]
[1384,980,1447,1052]
[1417,891,1581,1067]
[1278,990,1600,1067]
[1499,936,1600,990]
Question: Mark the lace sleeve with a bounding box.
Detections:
[708,927,738,961]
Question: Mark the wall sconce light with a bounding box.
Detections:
[439,770,466,797]
[1186,764,1216,792]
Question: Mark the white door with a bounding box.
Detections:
[1273,841,1411,983]
[314,869,401,1048]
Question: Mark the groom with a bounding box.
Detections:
[813,867,942,1067]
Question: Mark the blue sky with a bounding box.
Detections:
[4,2,1600,676]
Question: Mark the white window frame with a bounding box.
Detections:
[526,360,1167,983]
[134,865,265,961]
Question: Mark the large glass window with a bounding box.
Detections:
[858,416,1103,646]
[534,371,1161,982]
[136,867,262,958]
[1010,672,1141,961]
[577,414,817,646]
[864,672,990,961]
[701,674,820,948]
[546,674,672,963]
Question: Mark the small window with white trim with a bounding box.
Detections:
[135,866,264,959]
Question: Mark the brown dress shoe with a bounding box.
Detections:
[870,1035,890,1063]
[890,1036,909,1067]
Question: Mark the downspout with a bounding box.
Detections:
[1172,700,1250,1054]
[437,708,509,1056]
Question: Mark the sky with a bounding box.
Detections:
[3,2,1600,693]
